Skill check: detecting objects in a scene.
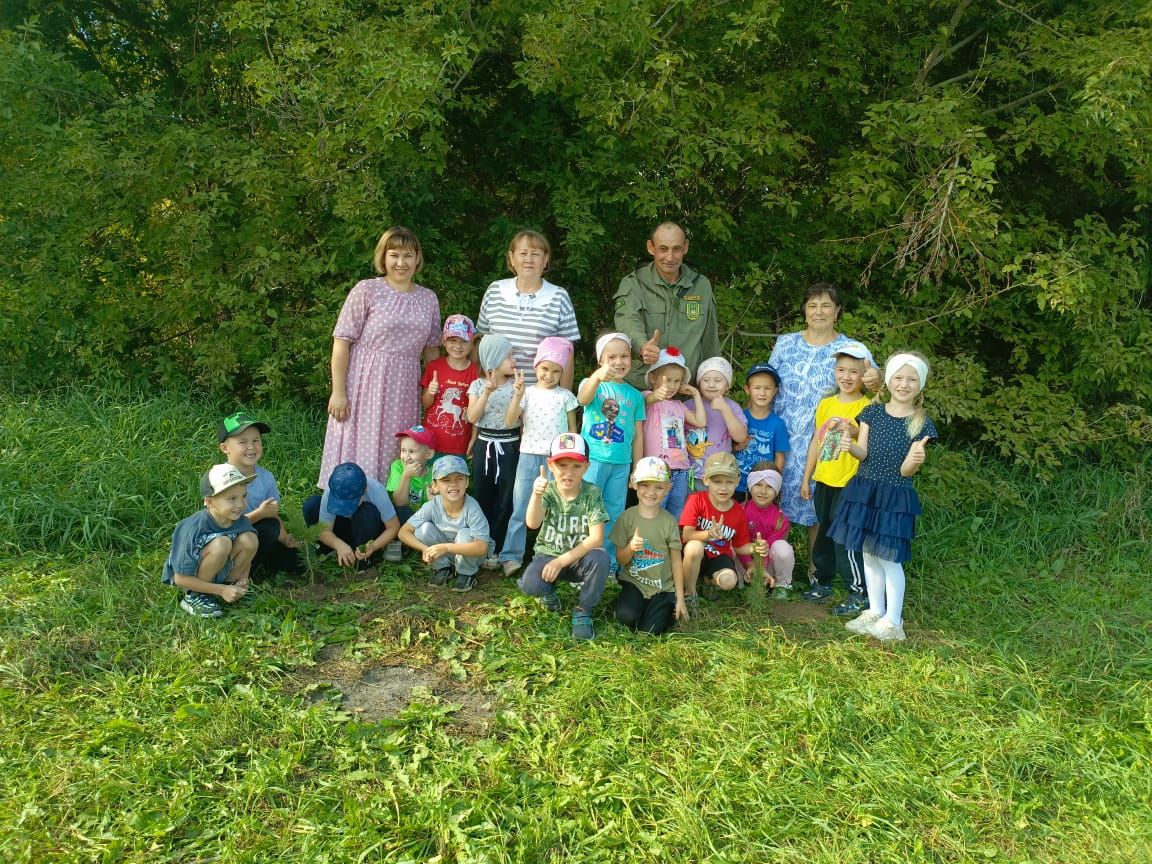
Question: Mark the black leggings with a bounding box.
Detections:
[615,582,677,635]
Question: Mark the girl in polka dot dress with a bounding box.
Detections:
[318,227,442,488]
[828,352,937,642]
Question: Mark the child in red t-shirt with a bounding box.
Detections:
[420,315,480,456]
[679,452,767,611]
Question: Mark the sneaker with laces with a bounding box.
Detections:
[384,541,403,563]
[832,592,868,617]
[451,570,477,592]
[801,583,833,602]
[429,566,452,587]
[180,592,223,618]
[771,585,793,601]
[483,555,501,571]
[866,617,907,642]
[502,560,522,578]
[536,590,561,612]
[845,609,882,635]
[571,610,594,641]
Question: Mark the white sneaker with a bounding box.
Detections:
[845,609,882,635]
[483,555,501,571]
[866,617,907,642]
[502,560,522,578]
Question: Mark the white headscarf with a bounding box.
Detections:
[884,353,929,389]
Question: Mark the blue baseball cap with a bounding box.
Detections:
[745,362,781,385]
[327,463,367,517]
[433,455,470,480]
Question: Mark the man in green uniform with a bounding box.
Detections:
[614,222,721,389]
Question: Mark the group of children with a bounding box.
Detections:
[166,322,935,644]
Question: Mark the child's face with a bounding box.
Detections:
[434,473,468,502]
[219,429,263,471]
[888,364,922,405]
[509,239,548,278]
[496,354,516,376]
[548,458,587,494]
[205,486,248,525]
[535,360,563,389]
[704,473,738,504]
[398,439,432,468]
[745,374,778,410]
[834,357,866,396]
[698,371,729,401]
[749,479,778,508]
[651,366,685,394]
[599,338,632,380]
[634,480,670,508]
[383,247,419,283]
[444,337,471,360]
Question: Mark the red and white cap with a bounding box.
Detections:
[548,432,588,463]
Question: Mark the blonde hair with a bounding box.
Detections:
[372,226,423,275]
[506,229,551,270]
[874,350,930,438]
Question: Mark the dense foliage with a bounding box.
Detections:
[2,1,1150,469]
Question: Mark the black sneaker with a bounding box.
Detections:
[429,566,452,587]
[451,571,477,592]
[832,591,868,616]
[801,584,834,602]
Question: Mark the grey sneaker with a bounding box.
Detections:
[451,571,477,592]
[845,609,883,635]
[537,590,561,612]
[429,566,452,587]
[571,610,594,641]
[180,592,222,618]
[502,560,522,578]
[684,593,700,614]
[483,555,501,571]
[801,584,834,602]
[384,541,403,563]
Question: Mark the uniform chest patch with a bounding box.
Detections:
[683,295,702,320]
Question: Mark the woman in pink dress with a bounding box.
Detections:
[318,227,441,487]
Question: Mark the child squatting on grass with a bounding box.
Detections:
[829,352,937,643]
[737,463,795,598]
[517,433,611,641]
[610,456,688,634]
[216,411,301,577]
[302,462,401,568]
[679,452,768,612]
[385,424,437,562]
[163,464,259,618]
[397,455,491,593]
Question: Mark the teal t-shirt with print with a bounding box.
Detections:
[579,380,646,465]
[535,481,609,557]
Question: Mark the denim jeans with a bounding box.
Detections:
[503,452,548,564]
[584,459,630,564]
[518,549,611,612]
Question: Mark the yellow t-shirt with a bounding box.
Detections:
[812,394,872,488]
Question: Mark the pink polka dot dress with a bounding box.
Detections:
[318,278,441,487]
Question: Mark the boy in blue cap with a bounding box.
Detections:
[303,462,401,568]
[397,455,491,591]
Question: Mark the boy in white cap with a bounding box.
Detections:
[518,433,611,641]
[162,464,259,618]
[398,455,490,591]
[641,345,706,517]
[610,456,687,634]
[685,356,748,484]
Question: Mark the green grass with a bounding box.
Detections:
[1,385,1150,862]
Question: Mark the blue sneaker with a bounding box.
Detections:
[180,592,222,618]
[571,610,594,641]
[801,584,834,602]
[537,591,561,612]
[832,592,868,616]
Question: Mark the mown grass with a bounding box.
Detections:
[1,385,1149,863]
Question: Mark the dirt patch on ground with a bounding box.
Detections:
[769,600,830,623]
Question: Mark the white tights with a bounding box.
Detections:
[862,552,906,627]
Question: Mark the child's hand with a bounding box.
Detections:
[908,437,928,466]
[422,545,449,564]
[710,395,727,411]
[280,530,300,549]
[532,465,549,497]
[512,369,526,393]
[753,531,769,559]
[652,382,675,402]
[707,521,725,541]
[355,541,376,561]
[219,583,247,603]
[484,370,500,393]
[680,384,700,399]
[862,365,882,392]
[799,478,812,501]
[252,497,279,521]
[630,529,645,553]
[335,541,357,568]
[328,392,350,422]
[541,556,566,583]
[401,461,419,478]
[674,596,689,622]
[427,371,440,397]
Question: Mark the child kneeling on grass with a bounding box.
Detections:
[610,456,688,635]
[679,452,767,611]
[517,433,611,641]
[163,465,258,618]
[398,456,490,592]
[303,462,401,569]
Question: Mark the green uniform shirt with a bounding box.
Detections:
[613,262,721,389]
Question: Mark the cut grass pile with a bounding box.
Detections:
[1,385,1149,862]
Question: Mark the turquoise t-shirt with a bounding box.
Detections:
[579,380,646,465]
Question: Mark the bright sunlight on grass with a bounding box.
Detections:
[1,386,1149,862]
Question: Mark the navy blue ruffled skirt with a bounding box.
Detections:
[827,477,921,564]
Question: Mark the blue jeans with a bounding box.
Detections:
[518,549,611,612]
[584,460,630,564]
[662,468,690,519]
[503,452,548,564]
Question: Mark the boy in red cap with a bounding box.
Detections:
[384,424,437,562]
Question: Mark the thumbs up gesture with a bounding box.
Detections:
[908,437,928,465]
[532,464,549,496]
[630,528,645,553]
[641,329,662,365]
[428,371,440,396]
[753,531,769,558]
